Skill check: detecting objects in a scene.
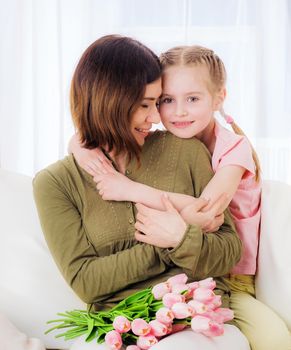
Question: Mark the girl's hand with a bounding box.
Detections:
[179,194,228,233]
[94,170,135,202]
[134,195,187,248]
[68,134,113,177]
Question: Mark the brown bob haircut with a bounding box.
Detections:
[70,34,161,163]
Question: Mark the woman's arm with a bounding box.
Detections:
[33,167,169,305]
[135,139,242,280]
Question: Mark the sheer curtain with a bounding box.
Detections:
[0,0,290,182]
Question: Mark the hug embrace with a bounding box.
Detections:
[33,35,291,350]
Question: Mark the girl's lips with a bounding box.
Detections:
[172,121,194,128]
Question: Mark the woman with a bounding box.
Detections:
[33,35,249,349]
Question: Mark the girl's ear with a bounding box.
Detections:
[214,88,226,111]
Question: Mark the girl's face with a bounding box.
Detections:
[130,78,162,146]
[159,65,223,139]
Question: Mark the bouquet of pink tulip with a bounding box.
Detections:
[46,274,234,349]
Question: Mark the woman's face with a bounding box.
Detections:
[130,78,162,146]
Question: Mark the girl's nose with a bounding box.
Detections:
[175,103,188,117]
[176,111,188,117]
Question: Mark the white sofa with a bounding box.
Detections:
[0,168,290,349]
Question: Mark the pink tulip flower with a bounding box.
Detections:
[162,293,185,308]
[185,281,199,299]
[149,320,168,337]
[200,308,234,324]
[202,321,224,337]
[193,288,215,303]
[126,346,141,350]
[171,302,192,319]
[152,282,171,300]
[206,295,222,311]
[191,315,212,332]
[191,315,224,337]
[214,307,234,323]
[136,334,158,349]
[171,283,190,295]
[187,281,199,291]
[131,319,151,336]
[167,273,188,288]
[155,307,175,324]
[113,315,131,333]
[198,277,216,290]
[105,330,123,350]
[187,299,207,314]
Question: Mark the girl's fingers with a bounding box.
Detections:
[93,174,105,183]
[101,160,116,174]
[84,164,98,176]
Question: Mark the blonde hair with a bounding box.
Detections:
[160,45,261,182]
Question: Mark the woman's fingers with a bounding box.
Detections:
[203,213,224,233]
[161,194,179,213]
[135,230,150,244]
[193,197,210,212]
[135,203,152,216]
[136,211,148,225]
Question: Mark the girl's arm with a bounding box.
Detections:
[200,165,245,210]
[93,162,244,216]
[69,133,196,210]
[69,135,244,226]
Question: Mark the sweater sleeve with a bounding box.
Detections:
[33,168,168,304]
[161,140,242,279]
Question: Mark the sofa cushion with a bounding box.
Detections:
[0,169,85,349]
[255,180,291,330]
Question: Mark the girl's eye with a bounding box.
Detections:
[187,96,199,102]
[161,97,173,104]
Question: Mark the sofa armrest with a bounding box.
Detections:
[255,180,291,331]
[0,169,85,349]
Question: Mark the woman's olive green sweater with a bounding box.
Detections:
[33,131,241,310]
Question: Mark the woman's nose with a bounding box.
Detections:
[147,106,161,124]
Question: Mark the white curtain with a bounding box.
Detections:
[0,0,290,183]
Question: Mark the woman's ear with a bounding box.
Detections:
[214,88,226,111]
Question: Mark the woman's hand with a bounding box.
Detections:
[180,194,228,233]
[134,195,187,248]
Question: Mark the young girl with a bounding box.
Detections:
[70,45,291,350]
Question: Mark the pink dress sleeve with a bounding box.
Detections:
[214,136,255,179]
